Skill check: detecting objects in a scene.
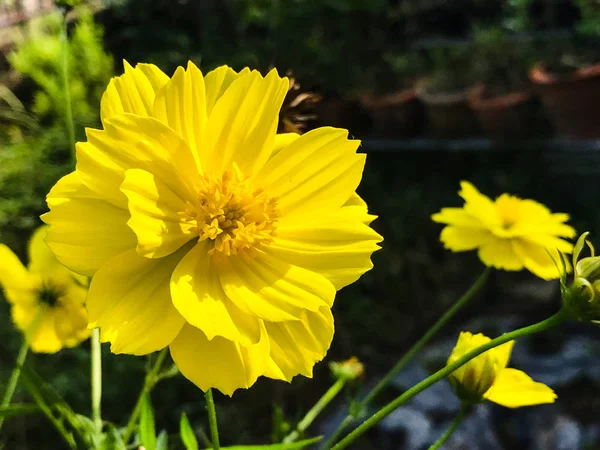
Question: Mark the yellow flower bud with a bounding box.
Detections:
[446,332,556,408]
[561,232,600,323]
[329,357,364,381]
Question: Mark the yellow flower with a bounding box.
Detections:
[447,331,556,408]
[432,181,575,280]
[42,61,382,395]
[0,226,90,353]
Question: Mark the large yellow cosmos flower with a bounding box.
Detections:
[432,181,575,280]
[447,331,556,408]
[0,226,90,353]
[42,62,382,395]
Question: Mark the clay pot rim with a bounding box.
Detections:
[467,83,533,111]
[415,79,470,105]
[357,89,417,109]
[529,63,600,85]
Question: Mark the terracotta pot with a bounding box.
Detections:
[416,81,478,138]
[468,84,540,138]
[530,64,600,139]
[358,89,425,138]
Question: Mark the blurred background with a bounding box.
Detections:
[1,0,600,448]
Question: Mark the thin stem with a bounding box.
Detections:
[205,389,220,450]
[0,308,45,432]
[283,378,346,444]
[60,11,76,164]
[0,340,29,432]
[332,309,570,450]
[323,268,491,448]
[91,328,102,435]
[365,268,491,406]
[30,391,77,450]
[428,403,469,450]
[122,348,169,445]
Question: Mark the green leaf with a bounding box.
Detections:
[0,404,40,418]
[271,404,290,443]
[205,436,322,450]
[573,232,590,273]
[99,424,127,450]
[19,366,78,449]
[156,430,168,450]
[180,413,199,450]
[139,393,157,450]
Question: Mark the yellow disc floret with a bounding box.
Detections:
[184,164,278,256]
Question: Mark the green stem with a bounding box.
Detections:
[122,348,169,445]
[0,307,46,433]
[60,11,76,164]
[283,378,346,444]
[332,309,570,450]
[365,268,491,406]
[323,268,491,448]
[0,340,29,432]
[205,389,220,450]
[91,328,102,435]
[428,403,469,450]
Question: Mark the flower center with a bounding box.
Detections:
[187,165,278,256]
[37,281,65,307]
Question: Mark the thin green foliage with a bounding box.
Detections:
[139,393,157,450]
[0,404,40,419]
[180,413,200,450]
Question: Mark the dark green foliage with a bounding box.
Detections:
[470,25,534,94]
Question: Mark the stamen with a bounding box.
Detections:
[181,165,278,256]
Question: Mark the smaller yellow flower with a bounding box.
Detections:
[447,331,556,408]
[432,181,575,280]
[0,226,90,353]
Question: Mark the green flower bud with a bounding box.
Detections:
[329,357,364,381]
[561,232,600,322]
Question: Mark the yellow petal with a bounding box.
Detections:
[512,238,565,280]
[264,306,334,381]
[496,195,576,239]
[343,192,367,208]
[76,115,200,208]
[257,127,365,221]
[431,207,486,228]
[0,244,36,304]
[169,322,270,396]
[484,368,557,408]
[12,305,62,354]
[43,172,136,277]
[341,193,377,225]
[27,225,73,286]
[203,69,289,176]
[447,332,514,400]
[477,237,524,271]
[53,294,90,347]
[204,66,251,116]
[271,132,300,157]
[121,168,197,258]
[170,241,262,346]
[268,208,382,290]
[459,181,501,229]
[87,249,186,355]
[439,226,493,252]
[100,61,169,122]
[217,251,335,322]
[153,62,207,165]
